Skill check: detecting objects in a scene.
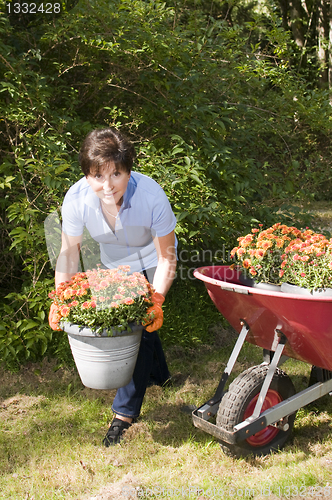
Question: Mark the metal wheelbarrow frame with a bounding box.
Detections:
[192,265,332,457]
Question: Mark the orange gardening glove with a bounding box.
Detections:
[150,292,165,307]
[142,292,165,332]
[48,302,61,331]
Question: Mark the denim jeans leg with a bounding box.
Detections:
[112,329,167,418]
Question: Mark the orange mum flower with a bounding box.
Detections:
[242,258,251,269]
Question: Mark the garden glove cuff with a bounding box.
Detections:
[150,292,165,306]
[48,302,61,331]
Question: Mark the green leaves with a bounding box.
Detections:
[0,0,331,366]
[0,175,15,189]
[0,279,54,367]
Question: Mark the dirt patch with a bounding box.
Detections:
[0,394,45,416]
[123,420,152,443]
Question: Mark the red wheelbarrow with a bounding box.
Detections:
[192,265,332,457]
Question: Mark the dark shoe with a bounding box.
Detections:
[102,418,132,447]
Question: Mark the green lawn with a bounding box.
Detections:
[1,337,332,500]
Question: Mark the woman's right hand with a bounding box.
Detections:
[49,303,61,331]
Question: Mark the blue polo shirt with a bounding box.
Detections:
[61,171,177,273]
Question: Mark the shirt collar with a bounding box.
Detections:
[83,174,137,211]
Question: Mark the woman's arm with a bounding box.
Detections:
[55,231,82,289]
[152,230,177,297]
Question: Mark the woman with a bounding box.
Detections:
[50,128,177,446]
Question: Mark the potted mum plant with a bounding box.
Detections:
[48,265,156,389]
[230,223,304,290]
[280,232,332,295]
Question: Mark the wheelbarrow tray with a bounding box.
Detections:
[194,265,332,371]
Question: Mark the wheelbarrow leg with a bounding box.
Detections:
[196,321,250,420]
[263,349,288,367]
[250,332,287,419]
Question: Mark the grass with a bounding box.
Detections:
[295,201,332,234]
[1,334,332,500]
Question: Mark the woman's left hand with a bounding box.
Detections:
[143,303,164,332]
[142,292,165,332]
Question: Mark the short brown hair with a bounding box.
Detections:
[79,128,136,176]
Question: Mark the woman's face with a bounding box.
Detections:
[86,162,131,207]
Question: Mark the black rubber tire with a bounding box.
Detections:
[216,364,297,457]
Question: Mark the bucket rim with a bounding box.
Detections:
[60,321,144,338]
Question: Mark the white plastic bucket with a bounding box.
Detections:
[62,323,143,390]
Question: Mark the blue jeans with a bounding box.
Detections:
[111,328,170,418]
[111,267,170,418]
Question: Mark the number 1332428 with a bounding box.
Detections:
[6,3,61,13]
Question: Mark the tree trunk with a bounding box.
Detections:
[278,0,290,31]
[289,0,306,47]
[328,0,332,91]
[317,0,329,87]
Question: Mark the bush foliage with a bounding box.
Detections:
[1,0,331,367]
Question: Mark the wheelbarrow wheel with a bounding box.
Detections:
[216,364,296,457]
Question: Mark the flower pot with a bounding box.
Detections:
[280,283,332,297]
[239,273,255,287]
[239,274,281,292]
[253,282,282,292]
[61,322,143,390]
